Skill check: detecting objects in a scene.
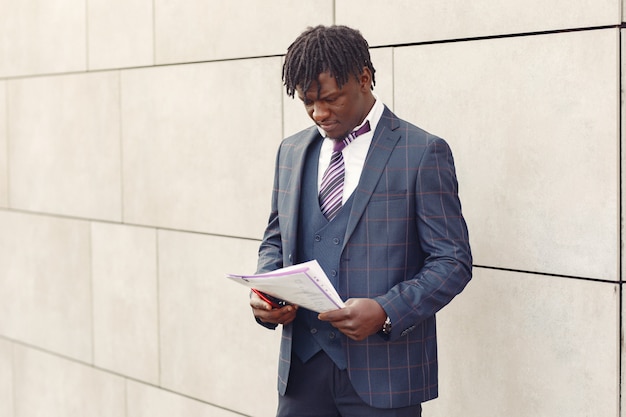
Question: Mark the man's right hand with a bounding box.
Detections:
[250,291,298,325]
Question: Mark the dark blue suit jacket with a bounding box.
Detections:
[257,106,472,408]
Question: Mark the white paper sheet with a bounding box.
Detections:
[226,260,345,313]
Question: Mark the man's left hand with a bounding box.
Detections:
[318,298,387,341]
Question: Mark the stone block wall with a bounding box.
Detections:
[0,1,622,416]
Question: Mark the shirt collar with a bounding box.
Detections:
[316,93,384,139]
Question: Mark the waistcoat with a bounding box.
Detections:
[292,138,353,369]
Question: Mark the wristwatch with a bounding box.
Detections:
[382,316,392,335]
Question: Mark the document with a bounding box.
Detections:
[226,260,345,313]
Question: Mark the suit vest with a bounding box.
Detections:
[292,138,353,370]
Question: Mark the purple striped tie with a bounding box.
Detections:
[319,121,371,220]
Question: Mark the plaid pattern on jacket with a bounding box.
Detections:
[257,106,472,409]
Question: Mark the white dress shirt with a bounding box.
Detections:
[317,96,385,204]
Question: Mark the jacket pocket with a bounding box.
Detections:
[369,189,407,202]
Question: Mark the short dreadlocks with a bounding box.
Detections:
[282,25,376,98]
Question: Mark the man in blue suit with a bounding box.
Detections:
[250,25,472,417]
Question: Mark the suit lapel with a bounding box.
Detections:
[283,127,321,261]
[343,107,401,248]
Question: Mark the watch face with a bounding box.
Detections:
[383,316,392,334]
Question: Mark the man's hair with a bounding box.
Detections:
[282,25,376,98]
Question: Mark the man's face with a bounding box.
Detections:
[296,70,374,140]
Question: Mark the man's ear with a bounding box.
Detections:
[358,67,373,91]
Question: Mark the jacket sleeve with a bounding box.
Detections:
[374,137,472,341]
[253,146,285,330]
[256,144,284,275]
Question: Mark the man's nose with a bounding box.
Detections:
[312,102,329,122]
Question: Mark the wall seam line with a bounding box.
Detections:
[118,70,125,223]
[85,0,90,70]
[0,24,621,83]
[4,81,9,209]
[0,334,251,416]
[618,22,624,417]
[155,229,162,387]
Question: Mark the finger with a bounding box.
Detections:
[255,304,296,324]
[251,300,272,311]
[249,292,273,311]
[318,307,344,321]
[254,309,282,324]
[281,309,299,325]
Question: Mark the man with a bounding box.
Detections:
[250,25,472,417]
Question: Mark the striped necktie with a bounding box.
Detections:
[319,121,371,220]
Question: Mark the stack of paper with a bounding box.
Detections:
[226,260,345,313]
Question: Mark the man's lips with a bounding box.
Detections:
[319,122,338,131]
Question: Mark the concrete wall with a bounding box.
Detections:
[0,1,622,416]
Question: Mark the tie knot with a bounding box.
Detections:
[332,120,371,152]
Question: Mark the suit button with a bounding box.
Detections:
[315,235,321,242]
[329,332,336,339]
[330,270,337,277]
[310,328,318,334]
[333,238,340,245]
